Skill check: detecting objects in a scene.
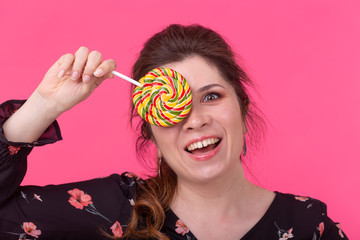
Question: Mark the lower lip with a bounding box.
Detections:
[186,141,222,161]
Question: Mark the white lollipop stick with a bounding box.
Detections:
[111,71,141,87]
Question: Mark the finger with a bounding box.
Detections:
[93,78,106,88]
[107,72,114,79]
[93,59,117,78]
[82,50,102,83]
[89,61,117,89]
[71,46,90,81]
[57,53,75,78]
[90,70,115,90]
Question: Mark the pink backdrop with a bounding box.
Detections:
[0,0,358,238]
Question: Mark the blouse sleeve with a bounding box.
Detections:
[319,201,349,240]
[0,99,62,206]
[0,100,136,239]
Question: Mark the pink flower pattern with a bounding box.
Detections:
[125,172,140,180]
[110,221,123,237]
[279,228,294,240]
[275,222,294,240]
[175,219,189,235]
[336,223,345,238]
[68,188,93,209]
[295,196,309,202]
[318,222,324,237]
[33,194,42,202]
[8,146,20,155]
[67,188,111,223]
[22,222,41,238]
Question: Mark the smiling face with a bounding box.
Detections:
[150,55,247,184]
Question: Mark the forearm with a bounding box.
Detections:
[3,47,115,143]
[2,91,61,143]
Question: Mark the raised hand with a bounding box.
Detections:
[36,46,117,115]
[3,47,117,143]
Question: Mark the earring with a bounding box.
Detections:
[243,138,247,157]
[158,157,162,177]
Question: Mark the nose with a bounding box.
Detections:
[182,107,211,131]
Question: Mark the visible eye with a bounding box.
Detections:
[202,92,220,102]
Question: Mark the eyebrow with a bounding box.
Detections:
[197,84,225,93]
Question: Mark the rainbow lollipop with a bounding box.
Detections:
[112,68,192,127]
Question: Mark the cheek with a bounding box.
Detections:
[151,126,180,157]
[220,104,244,132]
[219,103,245,156]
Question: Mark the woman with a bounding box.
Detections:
[0,25,347,240]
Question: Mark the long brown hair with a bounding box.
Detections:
[121,24,264,239]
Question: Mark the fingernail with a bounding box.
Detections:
[58,69,65,78]
[94,68,103,77]
[71,71,79,80]
[83,75,91,83]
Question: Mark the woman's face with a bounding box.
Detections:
[151,55,246,184]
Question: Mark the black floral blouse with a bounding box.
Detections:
[0,100,348,240]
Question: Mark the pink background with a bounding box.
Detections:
[0,0,358,238]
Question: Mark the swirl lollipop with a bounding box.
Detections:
[112,68,192,127]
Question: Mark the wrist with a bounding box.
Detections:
[27,91,63,121]
[2,92,62,143]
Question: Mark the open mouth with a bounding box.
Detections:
[185,138,221,155]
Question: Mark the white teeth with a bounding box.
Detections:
[186,138,220,152]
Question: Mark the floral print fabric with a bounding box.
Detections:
[0,100,349,240]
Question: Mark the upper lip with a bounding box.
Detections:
[184,136,221,151]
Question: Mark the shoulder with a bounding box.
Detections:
[65,172,144,205]
[271,192,347,239]
[106,172,148,198]
[268,192,324,238]
[273,191,327,224]
[106,172,145,193]
[274,191,327,213]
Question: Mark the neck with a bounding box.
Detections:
[172,162,255,216]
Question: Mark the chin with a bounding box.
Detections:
[180,165,228,184]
